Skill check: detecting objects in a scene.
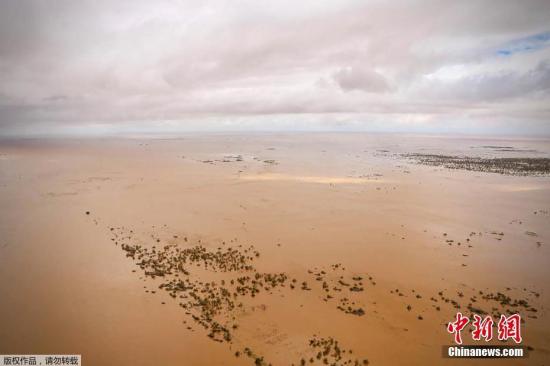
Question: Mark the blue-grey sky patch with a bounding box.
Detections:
[497,31,550,57]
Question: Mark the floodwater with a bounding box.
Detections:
[0,133,549,365]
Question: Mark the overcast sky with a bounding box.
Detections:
[1,0,549,136]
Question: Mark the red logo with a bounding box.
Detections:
[472,315,494,341]
[447,312,469,344]
[497,314,522,343]
[447,313,522,344]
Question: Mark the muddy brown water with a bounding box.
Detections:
[1,133,549,365]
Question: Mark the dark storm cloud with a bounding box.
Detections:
[332,67,391,93]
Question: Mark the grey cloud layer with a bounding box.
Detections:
[1,0,550,135]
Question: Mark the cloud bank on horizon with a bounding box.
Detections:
[0,0,549,136]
